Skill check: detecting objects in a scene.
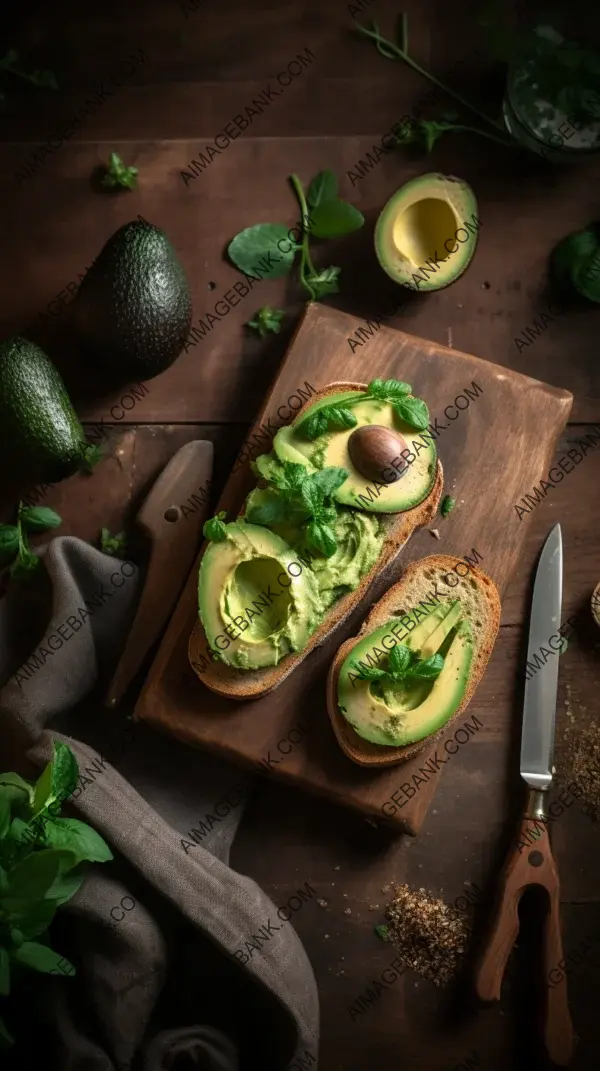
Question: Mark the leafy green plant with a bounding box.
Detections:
[0,741,112,1046]
[246,306,285,338]
[0,504,61,581]
[227,169,362,301]
[297,378,430,440]
[79,444,104,474]
[100,152,138,191]
[247,461,348,557]
[352,642,444,685]
[551,224,600,302]
[99,529,127,557]
[353,12,515,152]
[203,511,228,543]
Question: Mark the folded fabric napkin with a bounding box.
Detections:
[0,536,319,1070]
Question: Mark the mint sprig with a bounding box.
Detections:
[203,511,228,543]
[251,460,348,557]
[246,306,285,338]
[101,152,138,191]
[0,503,62,583]
[298,403,358,441]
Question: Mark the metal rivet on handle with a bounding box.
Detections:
[164,506,180,522]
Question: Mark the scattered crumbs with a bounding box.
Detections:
[334,865,340,871]
[343,893,348,899]
[430,528,441,539]
[382,883,472,986]
[447,327,453,348]
[344,908,352,915]
[591,583,600,626]
[457,303,463,309]
[317,899,328,908]
[368,904,380,911]
[324,934,329,939]
[556,701,600,820]
[381,884,391,895]
[207,281,216,290]
[482,281,490,289]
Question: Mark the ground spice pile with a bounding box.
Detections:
[382,883,472,986]
[556,687,600,821]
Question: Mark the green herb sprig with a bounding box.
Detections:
[99,529,127,557]
[0,505,61,581]
[0,741,112,1047]
[246,306,285,338]
[227,169,363,301]
[101,152,138,191]
[247,461,348,557]
[297,378,429,441]
[441,495,456,517]
[352,643,444,685]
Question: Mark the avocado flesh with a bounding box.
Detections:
[418,600,462,659]
[0,337,86,483]
[273,392,437,513]
[374,173,478,292]
[73,220,192,381]
[243,486,385,612]
[198,522,322,669]
[338,609,474,747]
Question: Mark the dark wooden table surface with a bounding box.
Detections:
[3,1,600,1068]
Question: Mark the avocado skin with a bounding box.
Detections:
[73,220,192,380]
[0,337,86,483]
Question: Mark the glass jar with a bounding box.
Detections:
[503,56,600,162]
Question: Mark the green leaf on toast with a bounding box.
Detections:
[388,644,412,677]
[306,520,337,557]
[394,395,430,430]
[310,467,348,498]
[406,653,445,679]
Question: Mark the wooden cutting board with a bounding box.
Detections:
[134,303,572,834]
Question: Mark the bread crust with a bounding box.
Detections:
[188,381,443,699]
[326,554,501,767]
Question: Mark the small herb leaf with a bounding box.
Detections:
[306,170,338,210]
[246,306,285,338]
[308,265,342,298]
[394,395,430,430]
[351,660,386,681]
[406,653,445,679]
[309,199,365,239]
[228,224,296,279]
[310,467,348,497]
[41,818,113,866]
[388,644,411,677]
[441,495,456,517]
[298,403,358,440]
[0,525,19,560]
[101,152,138,191]
[306,520,337,557]
[20,507,61,533]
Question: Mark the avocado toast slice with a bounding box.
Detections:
[326,554,500,766]
[188,381,443,699]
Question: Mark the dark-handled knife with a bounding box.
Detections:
[104,439,213,708]
[475,523,574,1066]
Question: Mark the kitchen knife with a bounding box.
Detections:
[475,523,574,1066]
[104,439,214,708]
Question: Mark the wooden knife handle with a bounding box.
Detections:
[475,790,574,1067]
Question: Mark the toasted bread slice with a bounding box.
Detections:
[326,554,500,767]
[188,381,443,700]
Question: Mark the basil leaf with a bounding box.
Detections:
[281,462,308,496]
[32,741,78,818]
[0,774,34,811]
[18,898,58,938]
[367,378,412,400]
[406,653,445,679]
[299,404,357,440]
[300,480,324,516]
[228,224,295,279]
[3,849,76,906]
[0,948,9,996]
[12,941,75,976]
[301,409,329,440]
[306,520,337,557]
[203,512,228,543]
[0,525,19,560]
[351,660,386,681]
[441,495,456,517]
[309,199,365,239]
[19,507,61,533]
[40,818,112,865]
[43,867,84,906]
[245,494,289,526]
[310,467,348,498]
[306,169,338,210]
[394,396,430,430]
[253,452,286,485]
[388,644,411,677]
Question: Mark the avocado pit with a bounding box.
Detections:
[348,425,408,484]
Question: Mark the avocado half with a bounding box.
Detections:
[374,173,479,291]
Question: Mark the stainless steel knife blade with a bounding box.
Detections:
[520,523,563,790]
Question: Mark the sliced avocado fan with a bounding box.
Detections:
[374,173,479,292]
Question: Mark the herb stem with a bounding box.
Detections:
[443,122,516,149]
[290,172,317,300]
[355,20,506,134]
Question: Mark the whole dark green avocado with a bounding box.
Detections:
[73,220,192,380]
[0,337,86,482]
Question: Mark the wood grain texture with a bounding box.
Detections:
[134,303,572,833]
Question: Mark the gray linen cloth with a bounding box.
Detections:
[0,536,319,1071]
